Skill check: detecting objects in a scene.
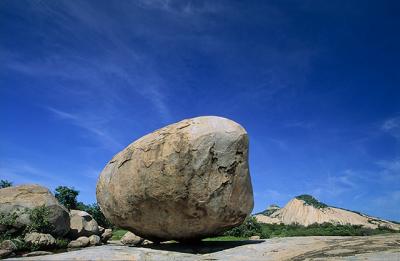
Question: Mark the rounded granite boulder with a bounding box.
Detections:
[96,116,254,241]
[0,184,70,237]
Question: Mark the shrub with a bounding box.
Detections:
[55,238,70,248]
[0,211,19,227]
[259,222,398,238]
[295,194,328,209]
[0,180,12,188]
[55,186,79,210]
[25,205,55,234]
[223,216,267,238]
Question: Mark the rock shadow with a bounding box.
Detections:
[140,240,264,254]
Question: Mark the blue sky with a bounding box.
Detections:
[1,1,399,221]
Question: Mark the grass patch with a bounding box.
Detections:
[260,223,399,238]
[111,228,128,240]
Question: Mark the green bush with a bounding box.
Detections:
[0,211,19,227]
[223,216,268,238]
[0,206,73,252]
[25,205,55,234]
[55,238,70,248]
[296,194,328,209]
[0,180,12,189]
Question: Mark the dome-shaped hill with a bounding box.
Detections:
[255,195,400,231]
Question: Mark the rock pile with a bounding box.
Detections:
[0,184,113,258]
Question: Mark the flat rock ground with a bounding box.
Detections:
[8,234,400,261]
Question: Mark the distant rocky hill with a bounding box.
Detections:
[255,194,400,231]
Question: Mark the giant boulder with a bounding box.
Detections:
[0,184,70,236]
[96,116,254,241]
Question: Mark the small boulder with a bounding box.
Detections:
[23,251,52,257]
[249,235,261,240]
[69,210,99,238]
[24,233,56,248]
[0,185,70,236]
[0,249,13,259]
[101,228,112,243]
[67,236,90,248]
[77,236,90,246]
[67,240,82,248]
[120,231,144,246]
[98,225,105,235]
[142,239,153,246]
[0,240,17,251]
[89,235,101,246]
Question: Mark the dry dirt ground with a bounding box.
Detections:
[8,234,400,261]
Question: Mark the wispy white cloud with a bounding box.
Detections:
[381,115,400,140]
[308,169,360,198]
[47,107,123,150]
[4,1,173,124]
[0,159,63,187]
[376,158,400,183]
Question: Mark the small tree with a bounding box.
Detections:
[54,186,79,210]
[223,216,265,238]
[0,179,13,188]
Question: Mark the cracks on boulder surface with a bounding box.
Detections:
[177,122,191,130]
[118,158,131,169]
[209,142,218,165]
[217,161,239,175]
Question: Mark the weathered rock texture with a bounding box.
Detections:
[0,185,70,236]
[120,231,144,246]
[255,198,400,230]
[89,235,101,246]
[69,210,99,238]
[24,233,56,248]
[0,240,17,252]
[97,116,254,241]
[101,229,112,243]
[68,236,90,248]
